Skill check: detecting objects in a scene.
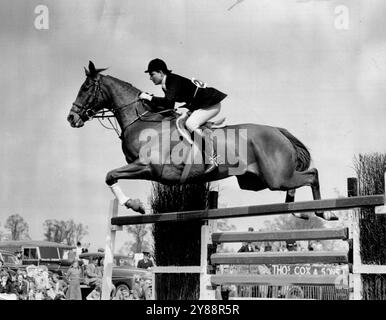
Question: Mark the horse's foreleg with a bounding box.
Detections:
[310,169,338,221]
[286,189,309,220]
[105,163,152,214]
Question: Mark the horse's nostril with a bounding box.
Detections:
[67,114,74,122]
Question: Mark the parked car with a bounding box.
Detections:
[0,249,20,271]
[79,252,151,292]
[0,240,75,275]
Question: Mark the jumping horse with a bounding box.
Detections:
[67,61,337,221]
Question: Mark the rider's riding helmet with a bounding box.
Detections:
[144,58,172,74]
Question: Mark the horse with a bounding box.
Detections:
[67,61,337,221]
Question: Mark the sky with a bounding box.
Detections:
[0,0,385,253]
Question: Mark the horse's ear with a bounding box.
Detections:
[88,61,107,77]
[95,67,108,74]
[84,67,90,77]
[88,61,96,74]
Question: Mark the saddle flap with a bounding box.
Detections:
[176,113,194,145]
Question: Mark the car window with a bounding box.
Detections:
[23,248,38,260]
[58,248,66,258]
[3,253,17,264]
[40,247,60,259]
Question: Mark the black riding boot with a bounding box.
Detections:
[192,128,218,174]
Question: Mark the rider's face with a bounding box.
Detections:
[149,71,164,85]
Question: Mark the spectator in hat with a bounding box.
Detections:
[14,251,23,265]
[137,252,154,270]
[75,241,83,260]
[238,227,259,252]
[286,241,298,252]
[82,243,90,254]
[140,58,227,174]
[238,242,256,252]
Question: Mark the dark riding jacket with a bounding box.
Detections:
[149,73,227,112]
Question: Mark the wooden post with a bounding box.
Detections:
[347,177,363,300]
[375,172,386,214]
[199,221,215,299]
[199,191,218,300]
[151,269,156,300]
[349,274,363,300]
[101,198,120,300]
[347,177,358,197]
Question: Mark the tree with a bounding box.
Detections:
[261,214,327,251]
[125,224,152,253]
[151,182,210,300]
[354,152,386,300]
[43,219,88,245]
[119,239,152,256]
[216,219,237,253]
[4,214,30,240]
[118,241,134,255]
[217,219,237,232]
[0,222,8,241]
[74,222,88,244]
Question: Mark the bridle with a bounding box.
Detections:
[71,76,106,122]
[70,75,176,137]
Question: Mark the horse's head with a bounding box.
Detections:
[67,61,108,128]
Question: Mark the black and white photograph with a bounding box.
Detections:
[0,0,385,308]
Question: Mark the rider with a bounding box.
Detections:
[139,58,227,174]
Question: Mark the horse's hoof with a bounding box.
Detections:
[292,212,309,220]
[315,211,339,221]
[125,199,146,214]
[137,205,146,215]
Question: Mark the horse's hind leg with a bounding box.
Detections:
[276,168,338,221]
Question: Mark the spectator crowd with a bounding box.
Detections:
[0,242,153,301]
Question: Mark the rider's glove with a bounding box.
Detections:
[139,92,152,101]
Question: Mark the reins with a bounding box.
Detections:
[72,75,176,139]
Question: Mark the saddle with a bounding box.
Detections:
[175,111,226,145]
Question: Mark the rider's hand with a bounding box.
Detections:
[139,92,152,101]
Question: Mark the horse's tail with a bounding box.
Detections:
[277,127,311,171]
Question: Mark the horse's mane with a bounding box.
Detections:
[103,74,178,120]
[104,74,142,96]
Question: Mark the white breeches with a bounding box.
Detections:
[185,103,221,132]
